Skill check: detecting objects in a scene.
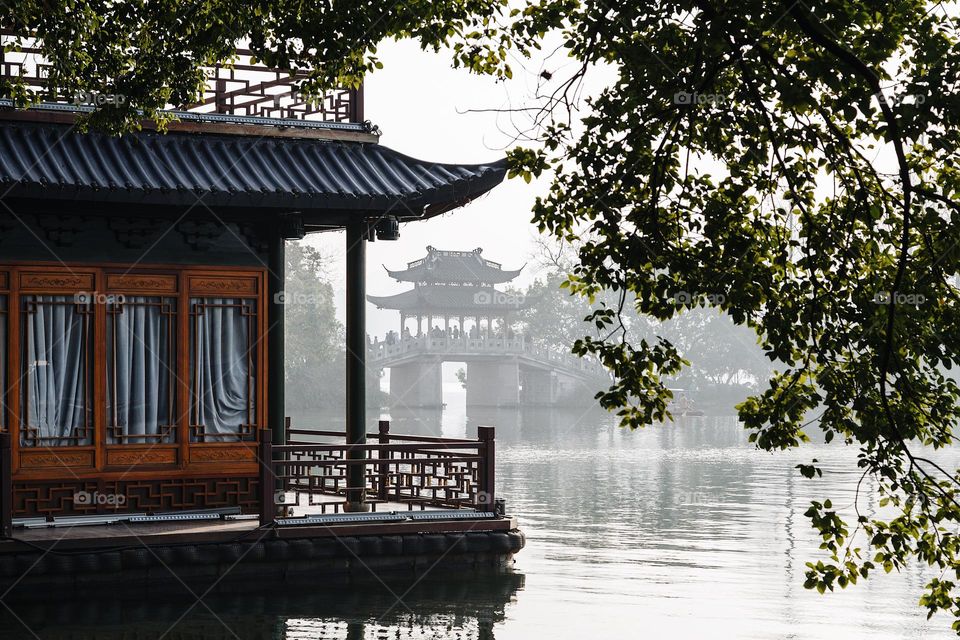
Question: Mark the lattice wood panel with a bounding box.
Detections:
[13,476,260,517]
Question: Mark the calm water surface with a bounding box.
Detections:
[3,388,956,639]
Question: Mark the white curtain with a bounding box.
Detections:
[107,297,173,443]
[22,296,90,446]
[0,296,6,429]
[191,298,254,441]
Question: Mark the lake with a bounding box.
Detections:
[2,387,955,639]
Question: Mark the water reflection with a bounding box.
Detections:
[0,572,523,639]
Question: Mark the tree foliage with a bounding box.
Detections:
[10,0,960,629]
[283,242,345,410]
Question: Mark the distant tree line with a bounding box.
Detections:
[514,241,774,412]
[284,242,384,411]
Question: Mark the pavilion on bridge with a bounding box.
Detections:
[369,246,531,342]
[368,247,606,407]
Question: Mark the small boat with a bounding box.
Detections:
[669,388,705,417]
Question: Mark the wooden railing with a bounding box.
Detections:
[259,420,496,524]
[0,36,363,125]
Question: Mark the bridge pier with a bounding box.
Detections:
[466,361,521,407]
[389,359,443,408]
[520,369,556,405]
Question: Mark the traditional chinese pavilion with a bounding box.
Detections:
[368,246,609,407]
[0,41,523,591]
[369,246,529,338]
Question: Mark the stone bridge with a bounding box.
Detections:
[369,335,611,408]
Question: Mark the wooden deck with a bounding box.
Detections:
[2,503,515,552]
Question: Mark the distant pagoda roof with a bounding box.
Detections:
[368,284,533,313]
[385,247,523,284]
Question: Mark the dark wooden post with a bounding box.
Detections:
[351,84,365,123]
[0,432,10,537]
[344,222,369,512]
[268,229,286,447]
[377,420,390,502]
[477,426,496,513]
[259,428,275,526]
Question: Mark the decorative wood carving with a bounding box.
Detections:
[238,223,271,254]
[106,449,177,466]
[36,214,88,246]
[189,446,257,463]
[188,276,258,295]
[108,217,172,249]
[20,450,95,468]
[177,220,224,251]
[13,476,260,517]
[19,272,95,291]
[105,273,178,293]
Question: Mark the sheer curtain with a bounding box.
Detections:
[22,296,91,446]
[191,298,255,441]
[0,296,5,430]
[107,297,174,443]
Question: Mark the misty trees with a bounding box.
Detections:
[283,243,345,411]
[11,0,960,628]
[520,248,773,408]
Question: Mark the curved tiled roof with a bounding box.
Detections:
[386,247,523,284]
[368,284,534,312]
[0,122,506,222]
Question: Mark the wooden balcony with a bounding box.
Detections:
[0,34,368,136]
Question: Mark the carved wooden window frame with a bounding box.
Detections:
[105,295,178,445]
[188,297,259,443]
[0,264,266,479]
[19,294,95,448]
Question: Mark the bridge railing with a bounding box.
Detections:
[369,335,528,361]
[369,334,611,380]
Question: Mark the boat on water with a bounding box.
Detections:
[669,389,706,417]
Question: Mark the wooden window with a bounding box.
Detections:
[189,297,258,443]
[19,295,94,447]
[0,265,264,479]
[106,296,177,444]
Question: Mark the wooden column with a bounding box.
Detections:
[478,426,496,513]
[267,231,286,446]
[377,419,390,502]
[259,428,275,525]
[345,222,369,512]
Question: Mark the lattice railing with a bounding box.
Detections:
[0,36,362,125]
[266,423,496,517]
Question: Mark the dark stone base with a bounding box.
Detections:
[0,528,525,597]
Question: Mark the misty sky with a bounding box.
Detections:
[305,40,555,338]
